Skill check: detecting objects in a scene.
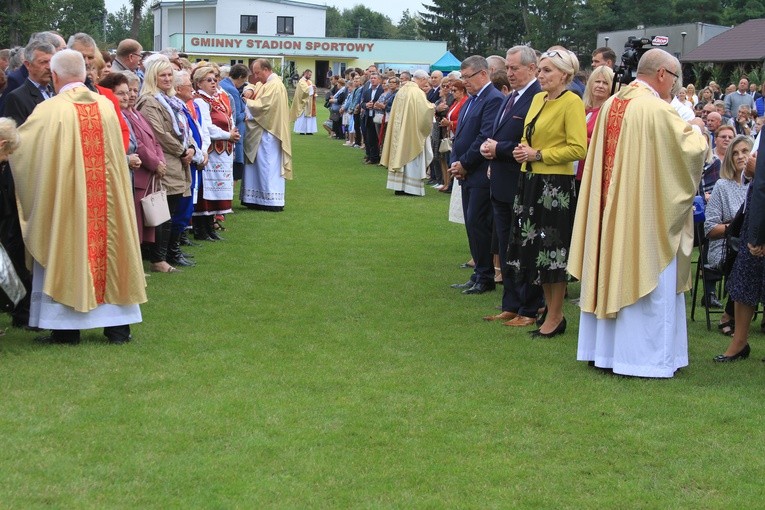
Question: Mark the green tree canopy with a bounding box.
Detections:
[1,0,106,48]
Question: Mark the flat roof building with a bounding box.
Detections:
[152,0,446,85]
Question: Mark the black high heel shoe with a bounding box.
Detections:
[713,343,750,362]
[530,317,566,338]
[536,307,547,327]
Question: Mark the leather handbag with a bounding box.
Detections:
[439,137,453,153]
[140,175,171,227]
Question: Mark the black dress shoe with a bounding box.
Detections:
[451,280,475,289]
[209,230,225,241]
[462,282,495,295]
[179,232,200,247]
[168,256,195,267]
[107,335,132,345]
[713,343,751,362]
[530,317,567,338]
[35,334,80,345]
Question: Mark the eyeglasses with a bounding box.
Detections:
[541,50,564,59]
[462,69,483,80]
[204,77,217,83]
[131,53,142,59]
[662,68,680,82]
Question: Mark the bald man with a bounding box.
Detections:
[570,49,708,378]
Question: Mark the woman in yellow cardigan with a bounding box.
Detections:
[509,48,587,338]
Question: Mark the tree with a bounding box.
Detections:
[721,0,765,24]
[104,4,153,49]
[344,5,398,39]
[0,0,106,48]
[396,9,423,40]
[131,0,146,39]
[325,6,349,38]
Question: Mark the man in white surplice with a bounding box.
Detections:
[568,49,708,377]
[241,58,292,212]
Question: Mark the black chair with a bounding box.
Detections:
[690,231,726,330]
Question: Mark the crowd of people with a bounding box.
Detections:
[4,31,765,377]
[0,31,291,344]
[306,44,765,378]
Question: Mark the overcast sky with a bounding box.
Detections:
[105,0,426,24]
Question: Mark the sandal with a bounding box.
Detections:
[718,319,735,336]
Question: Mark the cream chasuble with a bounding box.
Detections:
[289,77,316,121]
[568,81,707,319]
[10,86,147,313]
[380,82,435,172]
[244,75,293,180]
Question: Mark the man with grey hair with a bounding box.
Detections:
[32,31,66,52]
[486,55,507,75]
[449,55,504,294]
[4,40,55,125]
[10,49,147,345]
[0,32,64,114]
[570,48,708,377]
[479,44,544,325]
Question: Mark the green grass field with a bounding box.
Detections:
[1,114,764,508]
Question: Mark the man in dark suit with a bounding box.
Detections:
[480,45,544,324]
[427,70,442,102]
[4,41,55,126]
[0,32,64,116]
[1,39,56,330]
[361,71,383,164]
[0,62,28,117]
[449,55,504,294]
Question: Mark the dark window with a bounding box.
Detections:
[277,16,294,35]
[240,15,258,34]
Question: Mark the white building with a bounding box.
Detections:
[152,0,327,52]
[151,0,446,86]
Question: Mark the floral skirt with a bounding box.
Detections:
[507,172,576,285]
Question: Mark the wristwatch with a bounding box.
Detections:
[534,150,542,162]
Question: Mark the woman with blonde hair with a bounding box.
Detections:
[509,48,587,337]
[577,65,614,193]
[686,83,698,106]
[136,57,195,273]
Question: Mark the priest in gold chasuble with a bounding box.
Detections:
[569,49,707,377]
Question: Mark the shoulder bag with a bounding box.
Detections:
[140,175,171,227]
